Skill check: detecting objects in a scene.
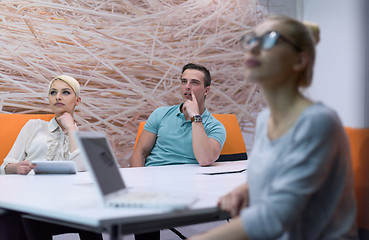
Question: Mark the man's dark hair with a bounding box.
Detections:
[181,63,211,87]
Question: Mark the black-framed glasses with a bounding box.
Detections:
[240,31,302,52]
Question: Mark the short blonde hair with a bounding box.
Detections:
[48,75,80,97]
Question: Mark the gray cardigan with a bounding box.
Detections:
[242,103,357,239]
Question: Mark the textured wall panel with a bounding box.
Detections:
[0,0,267,166]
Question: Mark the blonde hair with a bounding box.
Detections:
[267,15,317,88]
[303,21,320,45]
[48,75,80,97]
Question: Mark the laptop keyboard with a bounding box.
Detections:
[107,191,196,210]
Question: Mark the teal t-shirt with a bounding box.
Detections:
[144,104,226,166]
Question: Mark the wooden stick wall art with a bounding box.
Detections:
[0,0,267,166]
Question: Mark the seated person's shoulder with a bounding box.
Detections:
[208,115,226,129]
[149,105,180,119]
[305,103,341,126]
[24,118,49,128]
[145,105,179,131]
[296,103,344,137]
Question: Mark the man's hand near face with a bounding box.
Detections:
[182,90,200,119]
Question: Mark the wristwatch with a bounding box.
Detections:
[191,115,202,123]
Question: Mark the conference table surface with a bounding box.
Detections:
[0,160,247,238]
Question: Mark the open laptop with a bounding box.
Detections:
[75,131,197,210]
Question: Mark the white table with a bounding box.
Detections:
[0,160,247,239]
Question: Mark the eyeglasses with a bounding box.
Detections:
[240,31,302,52]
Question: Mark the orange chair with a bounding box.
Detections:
[134,114,247,161]
[345,127,369,235]
[134,121,146,150]
[0,113,54,165]
[212,114,247,161]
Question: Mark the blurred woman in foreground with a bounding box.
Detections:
[190,15,357,240]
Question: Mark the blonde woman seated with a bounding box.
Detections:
[190,15,357,240]
[0,75,102,240]
[0,75,85,175]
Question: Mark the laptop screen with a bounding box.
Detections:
[78,135,126,196]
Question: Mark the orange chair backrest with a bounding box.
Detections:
[134,114,247,161]
[134,121,146,150]
[0,113,54,165]
[212,114,247,161]
[345,127,369,231]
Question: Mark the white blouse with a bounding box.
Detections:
[0,118,86,174]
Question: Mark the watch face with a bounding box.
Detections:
[193,115,202,122]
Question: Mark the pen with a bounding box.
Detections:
[200,169,246,175]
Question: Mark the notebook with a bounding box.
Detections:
[75,131,197,210]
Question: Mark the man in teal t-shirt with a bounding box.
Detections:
[129,63,226,240]
[129,63,226,167]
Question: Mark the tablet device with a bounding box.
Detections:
[33,161,77,174]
